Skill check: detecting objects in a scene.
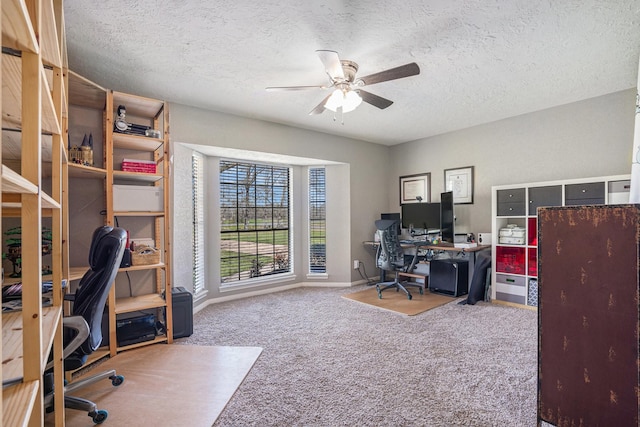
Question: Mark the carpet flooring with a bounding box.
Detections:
[342,287,455,315]
[180,285,538,426]
[49,344,261,426]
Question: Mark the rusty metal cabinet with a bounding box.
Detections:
[538,205,640,426]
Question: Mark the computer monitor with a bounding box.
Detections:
[401,203,441,232]
[440,191,455,243]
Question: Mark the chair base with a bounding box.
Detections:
[376,278,424,300]
[44,368,125,424]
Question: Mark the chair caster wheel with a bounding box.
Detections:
[110,374,125,386]
[376,285,383,299]
[91,409,108,424]
[407,293,413,300]
[419,288,424,295]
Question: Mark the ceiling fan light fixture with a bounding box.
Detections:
[324,88,362,113]
[342,90,362,112]
[324,89,344,112]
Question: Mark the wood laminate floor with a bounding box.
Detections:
[45,344,262,426]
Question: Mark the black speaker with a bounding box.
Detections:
[429,258,469,297]
[169,287,193,339]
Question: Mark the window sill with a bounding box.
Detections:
[220,272,296,292]
[192,289,209,302]
[306,273,328,280]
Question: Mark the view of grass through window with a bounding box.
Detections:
[219,161,290,282]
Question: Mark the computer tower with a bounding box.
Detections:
[169,287,193,339]
[429,258,468,297]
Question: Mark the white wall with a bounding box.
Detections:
[168,89,635,302]
[169,104,390,300]
[389,89,635,235]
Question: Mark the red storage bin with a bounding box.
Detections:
[496,246,526,275]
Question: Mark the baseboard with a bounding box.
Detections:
[193,280,362,314]
[194,282,299,313]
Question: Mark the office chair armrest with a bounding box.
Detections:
[44,315,90,371]
[62,316,90,358]
[64,293,76,302]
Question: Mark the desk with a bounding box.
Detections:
[363,241,490,289]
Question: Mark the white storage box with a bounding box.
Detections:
[113,185,163,212]
[499,225,525,238]
[499,236,525,245]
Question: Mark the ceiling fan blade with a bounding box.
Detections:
[358,90,394,109]
[316,50,344,80]
[358,62,420,86]
[308,93,333,115]
[266,85,327,91]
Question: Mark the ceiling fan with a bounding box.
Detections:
[266,50,420,116]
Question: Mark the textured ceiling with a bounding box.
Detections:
[64,0,640,146]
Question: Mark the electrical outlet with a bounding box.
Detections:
[353,260,359,270]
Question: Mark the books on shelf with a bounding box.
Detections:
[121,158,157,174]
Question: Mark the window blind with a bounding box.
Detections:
[309,167,326,273]
[192,152,205,296]
[219,160,291,283]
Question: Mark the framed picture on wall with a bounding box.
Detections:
[399,173,430,204]
[444,166,474,204]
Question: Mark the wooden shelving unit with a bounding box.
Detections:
[1,0,68,425]
[67,78,173,358]
[105,90,173,356]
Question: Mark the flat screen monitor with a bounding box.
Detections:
[401,203,441,231]
[440,191,455,243]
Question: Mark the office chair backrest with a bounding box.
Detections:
[72,226,127,355]
[375,219,404,270]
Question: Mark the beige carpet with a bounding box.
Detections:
[48,344,262,426]
[342,286,456,315]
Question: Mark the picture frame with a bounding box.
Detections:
[444,166,474,204]
[399,173,430,204]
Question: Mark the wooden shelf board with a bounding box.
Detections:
[2,131,54,163]
[40,306,63,371]
[113,170,163,183]
[116,335,168,353]
[120,262,165,272]
[2,379,39,427]
[1,164,38,194]
[68,70,106,110]
[67,349,110,380]
[2,53,62,135]
[115,293,166,314]
[41,191,60,210]
[113,210,164,217]
[2,306,62,380]
[1,0,38,54]
[40,64,62,135]
[112,91,164,118]
[1,190,60,210]
[40,0,62,68]
[112,133,163,152]
[68,266,87,281]
[68,163,106,179]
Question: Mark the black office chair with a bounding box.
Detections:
[374,219,424,300]
[44,226,127,424]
